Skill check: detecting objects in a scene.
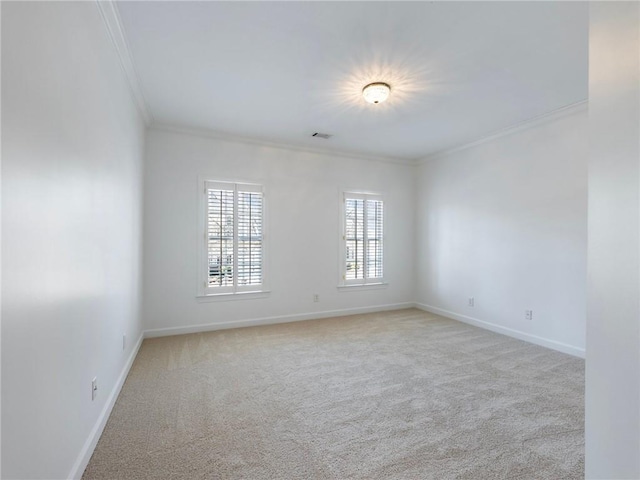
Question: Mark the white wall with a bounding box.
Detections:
[143,129,414,334]
[414,104,588,356]
[586,3,640,478]
[0,2,4,476]
[1,3,145,479]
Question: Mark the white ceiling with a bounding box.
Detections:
[116,1,588,162]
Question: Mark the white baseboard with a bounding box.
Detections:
[414,303,585,358]
[144,302,415,338]
[67,332,145,480]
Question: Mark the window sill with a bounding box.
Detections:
[196,290,271,302]
[337,282,388,291]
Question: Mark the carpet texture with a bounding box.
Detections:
[83,309,584,479]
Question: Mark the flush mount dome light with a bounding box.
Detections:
[362,82,391,104]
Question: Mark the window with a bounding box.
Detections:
[342,192,384,285]
[201,181,264,295]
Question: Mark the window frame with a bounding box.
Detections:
[198,178,268,298]
[339,190,385,287]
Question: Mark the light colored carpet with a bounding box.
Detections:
[83,309,584,479]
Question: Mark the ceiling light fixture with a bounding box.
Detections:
[362,82,391,104]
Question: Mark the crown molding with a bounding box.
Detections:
[414,100,588,165]
[96,0,152,125]
[150,123,415,167]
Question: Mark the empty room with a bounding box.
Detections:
[2,1,639,479]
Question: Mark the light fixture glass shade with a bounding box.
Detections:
[362,82,391,104]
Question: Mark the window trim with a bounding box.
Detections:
[197,178,268,298]
[339,190,385,287]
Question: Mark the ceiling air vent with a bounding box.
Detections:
[312,132,332,140]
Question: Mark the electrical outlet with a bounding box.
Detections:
[468,297,474,307]
[525,310,533,321]
[91,377,98,401]
[313,294,319,303]
[123,334,126,351]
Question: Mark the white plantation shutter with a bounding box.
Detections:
[345,198,365,281]
[207,186,234,291]
[366,199,383,279]
[204,181,264,294]
[237,185,263,290]
[343,192,384,285]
